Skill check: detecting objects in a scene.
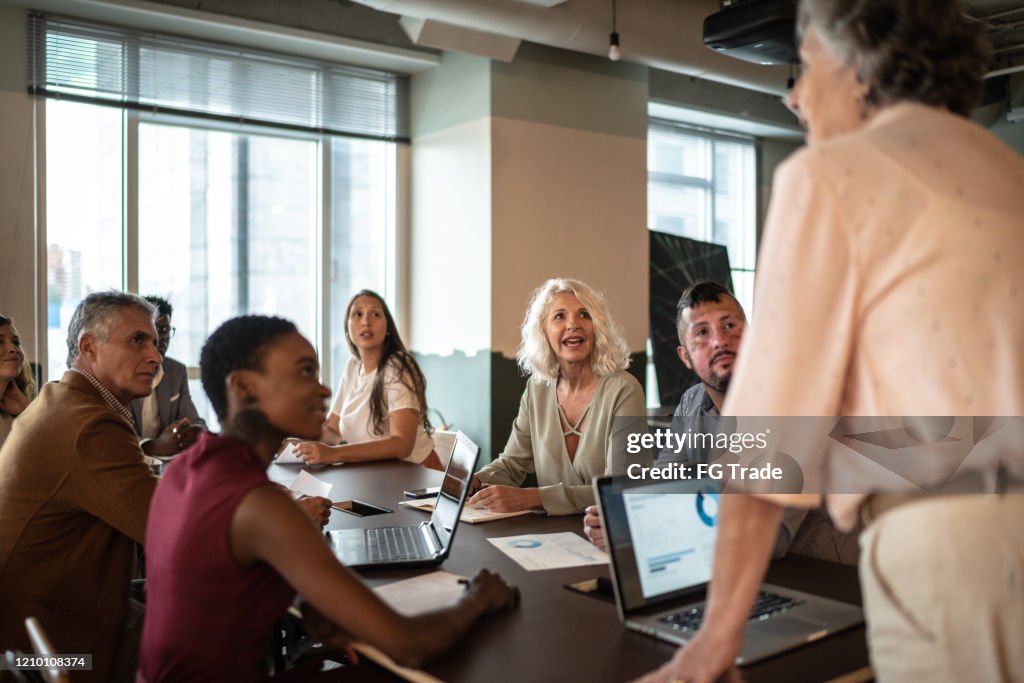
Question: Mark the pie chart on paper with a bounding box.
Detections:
[696,490,720,527]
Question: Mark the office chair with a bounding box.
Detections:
[23,618,70,683]
[3,650,45,683]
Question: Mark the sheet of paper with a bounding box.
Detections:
[351,643,446,683]
[349,572,467,681]
[487,532,608,571]
[274,442,304,464]
[373,570,466,616]
[289,469,332,499]
[399,500,534,524]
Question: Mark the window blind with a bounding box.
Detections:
[27,12,410,142]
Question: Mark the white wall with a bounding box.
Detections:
[490,118,647,353]
[0,6,40,364]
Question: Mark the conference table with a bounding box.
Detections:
[270,460,871,683]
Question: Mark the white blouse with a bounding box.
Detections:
[329,357,435,464]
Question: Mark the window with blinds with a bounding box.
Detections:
[27,12,410,142]
[648,119,758,311]
[33,11,401,424]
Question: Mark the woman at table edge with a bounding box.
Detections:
[138,315,518,681]
[468,278,646,516]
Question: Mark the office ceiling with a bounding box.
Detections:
[351,0,1024,94]
[125,0,1024,96]
[963,0,1024,76]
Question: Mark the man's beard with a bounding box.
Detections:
[702,351,735,394]
[705,368,731,394]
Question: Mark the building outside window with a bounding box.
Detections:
[648,120,758,312]
[34,15,404,425]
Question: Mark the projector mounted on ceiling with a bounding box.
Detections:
[703,0,799,66]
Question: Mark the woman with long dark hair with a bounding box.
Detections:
[294,291,441,469]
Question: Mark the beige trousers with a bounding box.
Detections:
[859,494,1024,682]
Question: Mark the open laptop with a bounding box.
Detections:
[329,431,479,570]
[595,476,863,665]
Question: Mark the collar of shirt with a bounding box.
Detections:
[698,388,719,417]
[676,383,720,418]
[70,367,135,426]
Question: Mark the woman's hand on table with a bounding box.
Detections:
[582,505,606,551]
[464,569,521,613]
[295,440,338,466]
[467,484,541,513]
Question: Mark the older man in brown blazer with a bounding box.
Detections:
[0,291,161,683]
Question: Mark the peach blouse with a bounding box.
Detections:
[723,103,1024,529]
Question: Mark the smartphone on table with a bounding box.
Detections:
[403,486,440,499]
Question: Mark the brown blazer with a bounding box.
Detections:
[0,371,158,682]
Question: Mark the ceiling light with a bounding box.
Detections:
[609,0,621,61]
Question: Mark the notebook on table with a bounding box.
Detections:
[328,431,479,570]
[594,475,863,665]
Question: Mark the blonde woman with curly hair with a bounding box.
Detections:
[468,278,644,515]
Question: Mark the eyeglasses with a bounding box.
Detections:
[155,325,176,338]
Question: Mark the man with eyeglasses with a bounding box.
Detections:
[131,296,204,457]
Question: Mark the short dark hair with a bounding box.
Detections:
[200,315,298,421]
[676,281,741,325]
[143,296,173,319]
[66,291,155,367]
[797,0,990,117]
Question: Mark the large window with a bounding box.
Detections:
[45,101,123,383]
[648,121,758,312]
[36,15,404,425]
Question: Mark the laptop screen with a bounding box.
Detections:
[598,477,720,613]
[429,432,479,549]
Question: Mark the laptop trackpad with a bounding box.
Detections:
[750,615,828,642]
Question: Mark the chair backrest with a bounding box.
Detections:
[432,430,458,467]
[23,618,70,683]
[3,650,46,683]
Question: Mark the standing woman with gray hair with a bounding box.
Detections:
[636,2,1024,682]
[468,278,645,515]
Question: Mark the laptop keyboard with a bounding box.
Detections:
[660,591,804,634]
[367,526,430,562]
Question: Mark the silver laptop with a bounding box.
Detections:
[594,476,863,665]
[329,431,479,570]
